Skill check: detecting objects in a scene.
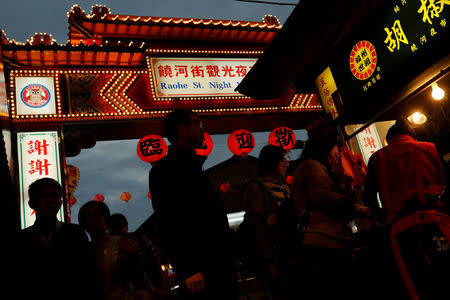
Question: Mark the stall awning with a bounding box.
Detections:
[236,0,383,100]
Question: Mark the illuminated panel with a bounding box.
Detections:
[15,77,56,115]
[355,124,383,164]
[8,68,320,123]
[17,131,63,228]
[148,57,257,100]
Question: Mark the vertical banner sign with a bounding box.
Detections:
[315,67,341,119]
[15,77,56,115]
[17,131,63,228]
[356,124,383,164]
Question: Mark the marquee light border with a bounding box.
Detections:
[9,67,320,123]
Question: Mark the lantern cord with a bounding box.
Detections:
[234,0,297,6]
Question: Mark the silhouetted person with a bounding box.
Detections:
[109,213,129,237]
[79,201,156,300]
[149,109,237,299]
[108,212,166,299]
[13,178,94,300]
[292,133,359,299]
[364,119,448,299]
[242,145,298,299]
[364,119,446,222]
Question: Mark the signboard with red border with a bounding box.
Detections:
[349,41,377,80]
[15,77,56,115]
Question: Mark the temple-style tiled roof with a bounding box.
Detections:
[68,5,282,45]
[0,5,281,67]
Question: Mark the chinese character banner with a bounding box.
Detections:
[149,57,257,98]
[17,131,63,228]
[356,124,383,164]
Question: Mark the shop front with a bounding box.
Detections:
[238,0,449,163]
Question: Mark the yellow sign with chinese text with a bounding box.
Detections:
[315,67,339,119]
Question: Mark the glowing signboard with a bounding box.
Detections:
[15,77,56,115]
[355,124,383,164]
[149,57,257,98]
[17,131,63,228]
[322,1,449,120]
[315,67,341,120]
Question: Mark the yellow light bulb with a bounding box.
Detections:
[431,82,445,100]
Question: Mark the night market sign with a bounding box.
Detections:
[149,57,257,98]
[315,0,449,121]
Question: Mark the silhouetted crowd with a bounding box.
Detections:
[9,110,450,300]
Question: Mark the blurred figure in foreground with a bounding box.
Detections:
[79,201,154,300]
[14,178,94,300]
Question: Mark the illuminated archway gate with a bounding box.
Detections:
[1,5,321,228]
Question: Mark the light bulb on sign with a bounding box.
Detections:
[407,112,427,125]
[431,82,445,100]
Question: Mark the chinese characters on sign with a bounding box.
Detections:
[18,131,63,228]
[227,129,255,156]
[268,127,296,151]
[350,41,378,79]
[355,124,383,164]
[15,77,56,115]
[150,57,257,98]
[315,67,340,119]
[418,0,450,25]
[195,132,214,156]
[136,134,167,164]
[384,1,448,55]
[384,20,409,52]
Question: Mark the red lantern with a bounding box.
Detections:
[285,175,293,185]
[120,192,132,203]
[147,191,151,199]
[93,194,105,202]
[70,196,77,207]
[269,127,296,150]
[195,132,213,156]
[219,182,231,193]
[137,134,167,164]
[227,129,255,156]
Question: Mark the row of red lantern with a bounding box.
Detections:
[69,192,136,207]
[137,126,296,164]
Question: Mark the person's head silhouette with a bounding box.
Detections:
[28,178,62,219]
